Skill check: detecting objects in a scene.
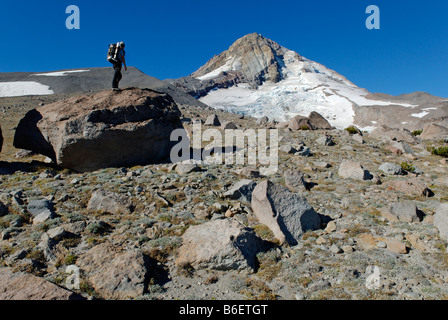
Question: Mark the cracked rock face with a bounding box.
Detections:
[251,180,321,246]
[176,219,262,272]
[13,88,184,172]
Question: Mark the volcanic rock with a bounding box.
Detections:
[176,219,262,272]
[14,88,183,172]
[251,180,321,245]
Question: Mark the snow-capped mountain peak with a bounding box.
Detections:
[174,33,420,129]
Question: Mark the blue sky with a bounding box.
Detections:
[1,0,448,97]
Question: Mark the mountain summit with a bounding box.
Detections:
[168,33,448,130]
[192,32,287,85]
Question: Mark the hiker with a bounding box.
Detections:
[112,42,127,90]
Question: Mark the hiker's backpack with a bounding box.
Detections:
[107,43,119,64]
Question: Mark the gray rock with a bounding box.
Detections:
[279,145,297,154]
[175,163,201,175]
[379,162,404,175]
[223,179,257,203]
[352,134,365,144]
[32,209,56,225]
[221,121,238,130]
[257,116,269,125]
[251,180,321,245]
[294,146,311,157]
[87,189,133,215]
[330,244,343,254]
[205,114,221,126]
[47,226,69,242]
[338,160,373,180]
[76,242,149,300]
[316,134,335,146]
[14,88,183,173]
[27,199,54,217]
[284,170,308,191]
[380,201,422,223]
[392,142,414,154]
[176,219,262,272]
[434,203,448,241]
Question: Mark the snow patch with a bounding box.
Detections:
[33,70,90,77]
[411,111,429,118]
[0,81,54,97]
[197,57,241,81]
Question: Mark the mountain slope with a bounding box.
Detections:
[0,67,207,108]
[168,33,448,130]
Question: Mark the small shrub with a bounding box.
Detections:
[300,126,311,131]
[65,254,78,265]
[412,130,423,136]
[345,126,359,135]
[428,146,448,158]
[241,278,278,300]
[401,162,415,173]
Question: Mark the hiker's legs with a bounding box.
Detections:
[112,65,122,89]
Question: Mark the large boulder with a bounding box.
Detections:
[176,219,262,272]
[76,242,150,300]
[251,180,321,245]
[420,123,448,140]
[0,268,82,300]
[288,112,332,131]
[13,88,184,172]
[308,111,333,130]
[289,115,312,131]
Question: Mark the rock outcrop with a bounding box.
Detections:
[14,88,184,172]
[251,180,321,245]
[288,112,333,131]
[176,219,262,272]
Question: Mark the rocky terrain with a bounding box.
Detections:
[1,87,448,300]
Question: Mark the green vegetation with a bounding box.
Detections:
[412,129,423,136]
[401,162,415,173]
[428,146,448,158]
[345,126,359,135]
